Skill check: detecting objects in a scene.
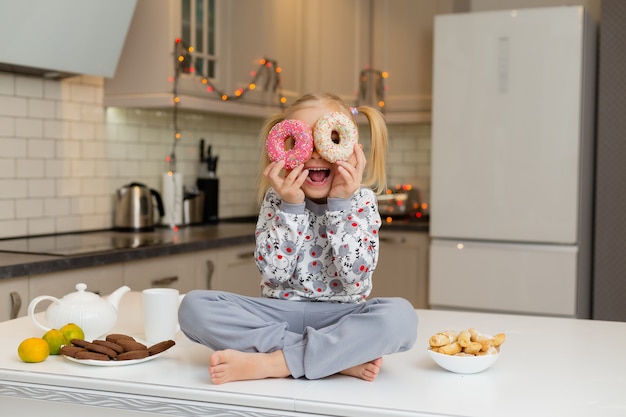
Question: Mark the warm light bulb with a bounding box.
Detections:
[275,67,282,73]
[188,46,194,52]
[378,101,385,107]
[174,96,180,103]
[280,96,287,104]
[249,83,256,90]
[221,95,228,101]
[381,71,389,78]
[175,132,181,139]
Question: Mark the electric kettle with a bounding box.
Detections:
[114,182,165,231]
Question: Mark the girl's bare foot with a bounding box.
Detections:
[209,349,290,384]
[339,357,383,382]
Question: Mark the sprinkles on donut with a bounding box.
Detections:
[266,119,313,169]
[313,112,358,163]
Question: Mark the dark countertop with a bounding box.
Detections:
[0,218,428,280]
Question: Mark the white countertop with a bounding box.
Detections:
[1,292,625,417]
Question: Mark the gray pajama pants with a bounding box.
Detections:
[178,290,418,379]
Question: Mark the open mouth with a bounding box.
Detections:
[307,168,330,184]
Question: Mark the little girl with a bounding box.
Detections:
[178,92,418,384]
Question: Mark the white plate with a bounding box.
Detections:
[61,340,172,366]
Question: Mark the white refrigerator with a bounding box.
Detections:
[428,7,597,318]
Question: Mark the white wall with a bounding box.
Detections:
[0,72,430,238]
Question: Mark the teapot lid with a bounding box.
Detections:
[62,283,100,303]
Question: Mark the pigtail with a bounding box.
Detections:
[356,105,388,194]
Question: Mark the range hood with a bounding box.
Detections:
[0,0,137,79]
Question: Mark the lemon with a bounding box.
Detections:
[60,323,85,343]
[42,329,67,355]
[18,338,50,363]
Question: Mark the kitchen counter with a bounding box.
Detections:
[0,292,624,417]
[0,219,428,280]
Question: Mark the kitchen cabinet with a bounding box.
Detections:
[123,252,204,293]
[28,265,126,314]
[209,243,261,297]
[369,0,455,121]
[104,0,453,120]
[370,230,429,308]
[0,277,29,322]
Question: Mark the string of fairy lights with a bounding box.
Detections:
[166,37,388,174]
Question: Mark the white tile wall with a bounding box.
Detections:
[0,72,431,239]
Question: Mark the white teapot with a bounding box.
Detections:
[28,283,131,341]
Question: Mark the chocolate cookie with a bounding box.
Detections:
[75,350,110,361]
[93,339,124,354]
[117,350,149,361]
[70,339,117,358]
[106,334,135,344]
[148,340,176,356]
[60,345,86,358]
[117,339,147,352]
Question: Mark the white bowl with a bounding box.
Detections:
[428,348,500,374]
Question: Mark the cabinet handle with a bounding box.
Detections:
[237,251,255,260]
[380,236,407,244]
[151,276,179,287]
[206,259,215,290]
[10,291,22,320]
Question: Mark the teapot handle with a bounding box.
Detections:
[27,295,60,333]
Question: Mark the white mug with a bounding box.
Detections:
[142,288,185,345]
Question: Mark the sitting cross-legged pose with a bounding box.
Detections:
[178,92,418,384]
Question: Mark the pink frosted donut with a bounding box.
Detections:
[313,112,358,163]
[266,119,313,169]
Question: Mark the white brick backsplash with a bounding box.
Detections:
[0,219,27,238]
[44,198,70,216]
[28,179,55,198]
[16,117,43,138]
[16,159,44,178]
[16,199,43,219]
[0,96,27,117]
[0,159,15,178]
[0,73,14,94]
[0,200,14,219]
[70,196,95,215]
[56,178,81,197]
[28,98,56,119]
[27,139,55,158]
[45,160,71,178]
[0,116,15,135]
[56,215,82,233]
[0,73,431,238]
[28,218,55,235]
[16,76,43,98]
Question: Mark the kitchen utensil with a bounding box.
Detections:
[428,347,500,374]
[27,283,131,341]
[142,288,185,344]
[183,190,204,225]
[114,182,165,231]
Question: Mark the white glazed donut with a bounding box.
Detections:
[266,119,314,169]
[313,112,358,163]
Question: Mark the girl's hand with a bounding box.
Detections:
[329,143,366,199]
[263,160,308,204]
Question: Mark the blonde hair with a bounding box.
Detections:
[257,92,388,202]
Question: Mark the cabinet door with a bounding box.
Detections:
[371,231,429,309]
[123,252,201,293]
[0,277,29,321]
[370,0,455,115]
[211,244,261,297]
[28,264,125,314]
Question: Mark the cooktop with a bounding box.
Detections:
[0,231,171,256]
